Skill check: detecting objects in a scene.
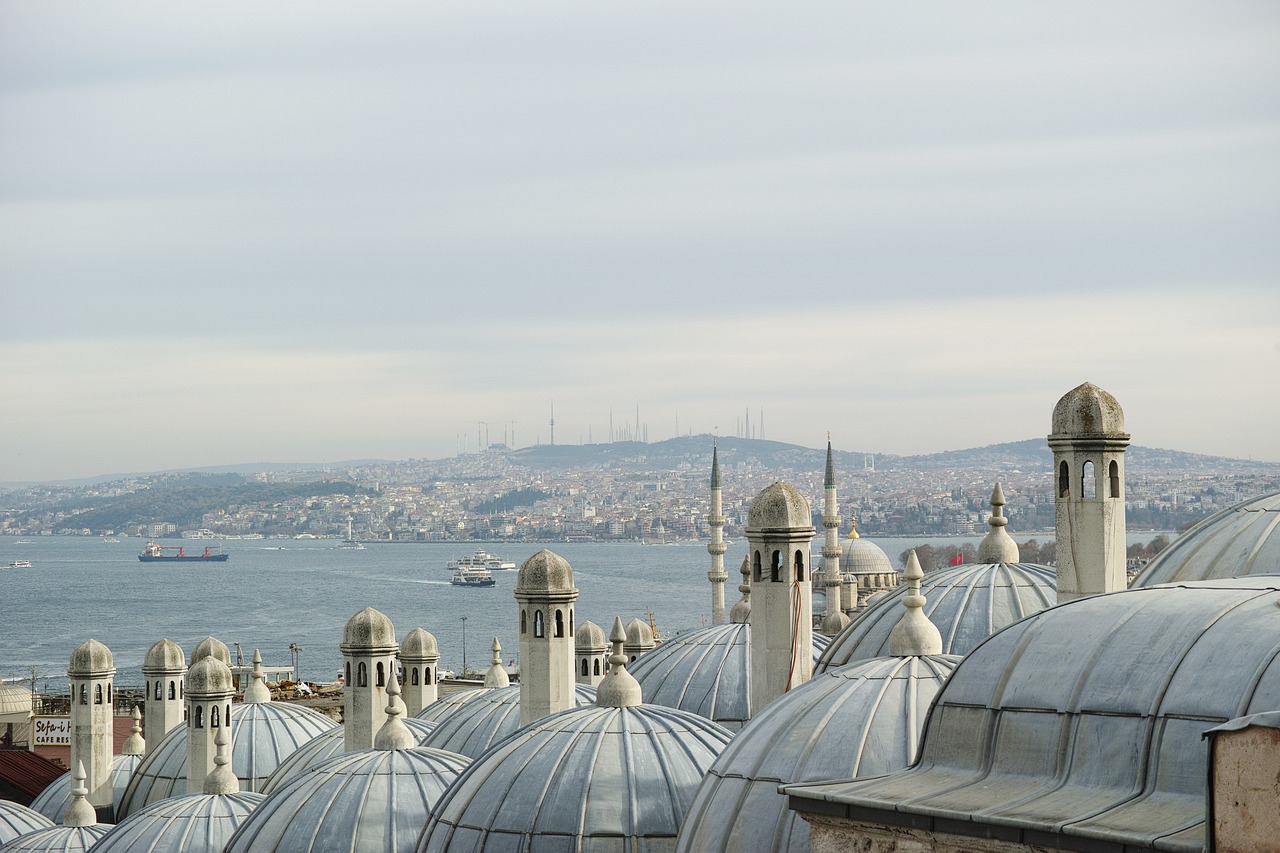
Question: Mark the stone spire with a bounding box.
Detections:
[515,549,579,725]
[977,483,1021,564]
[820,435,845,635]
[399,627,440,715]
[373,669,416,751]
[242,648,272,703]
[68,639,115,816]
[483,637,511,688]
[729,554,752,623]
[595,617,642,709]
[142,638,186,757]
[202,721,239,795]
[888,551,943,656]
[707,439,729,626]
[62,761,98,827]
[121,705,145,756]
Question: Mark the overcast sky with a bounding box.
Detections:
[2,2,1278,482]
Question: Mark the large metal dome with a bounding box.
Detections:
[417,683,597,759]
[260,716,438,795]
[0,824,109,852]
[417,703,733,852]
[677,653,960,853]
[118,701,336,817]
[29,754,142,823]
[1132,491,1280,586]
[226,747,470,853]
[629,623,831,731]
[92,791,264,853]
[0,802,53,846]
[816,562,1056,671]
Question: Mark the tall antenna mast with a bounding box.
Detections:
[549,400,556,446]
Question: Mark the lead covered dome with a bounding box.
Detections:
[746,482,812,531]
[341,607,397,652]
[400,627,439,658]
[1050,380,1127,437]
[68,639,113,676]
[143,638,186,672]
[416,684,597,759]
[1133,491,1280,586]
[515,548,575,592]
[0,802,54,847]
[260,717,438,794]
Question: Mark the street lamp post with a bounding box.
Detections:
[461,616,468,676]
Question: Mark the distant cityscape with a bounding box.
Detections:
[2,436,1278,544]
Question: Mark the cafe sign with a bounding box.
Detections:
[32,716,71,746]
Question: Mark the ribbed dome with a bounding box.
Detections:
[791,577,1280,851]
[30,754,142,823]
[417,704,733,852]
[417,684,597,759]
[92,792,264,853]
[341,607,397,652]
[677,654,959,853]
[260,717,438,795]
[1050,381,1127,437]
[817,562,1056,671]
[624,618,655,649]
[515,549,574,593]
[0,824,109,852]
[575,620,606,650]
[142,639,186,674]
[189,637,231,667]
[187,656,233,696]
[0,802,54,846]
[630,623,832,731]
[118,701,337,817]
[399,627,439,659]
[67,639,113,677]
[1132,491,1280,586]
[746,483,812,531]
[226,748,470,853]
[839,536,893,575]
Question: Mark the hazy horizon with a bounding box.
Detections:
[4,2,1278,482]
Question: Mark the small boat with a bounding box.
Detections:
[139,542,230,562]
[447,548,516,572]
[339,518,365,550]
[450,564,496,587]
[6,560,32,569]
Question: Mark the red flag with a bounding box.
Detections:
[949,552,964,566]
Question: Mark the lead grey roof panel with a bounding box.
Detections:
[1133,491,1280,586]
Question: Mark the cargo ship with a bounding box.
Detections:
[139,542,230,562]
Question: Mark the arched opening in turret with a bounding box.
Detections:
[521,610,527,635]
[771,550,780,582]
[376,661,385,687]
[78,685,86,705]
[424,668,433,685]
[1082,461,1096,498]
[1109,460,1121,498]
[581,659,588,677]
[554,609,565,638]
[1059,461,1070,497]
[357,662,368,688]
[107,684,112,703]
[534,610,545,638]
[345,662,351,684]
[154,680,162,700]
[411,667,419,686]
[168,681,176,700]
[194,706,203,728]
[753,551,762,582]
[569,610,574,634]
[593,659,601,676]
[94,685,103,705]
[794,550,804,581]
[211,705,220,727]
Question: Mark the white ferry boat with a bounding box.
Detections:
[450,564,496,587]
[446,548,516,571]
[6,560,32,569]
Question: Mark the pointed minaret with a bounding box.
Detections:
[574,621,607,686]
[121,706,145,756]
[67,639,115,818]
[596,618,642,708]
[820,436,847,636]
[746,482,815,711]
[372,669,416,751]
[977,483,1021,564]
[340,607,399,751]
[399,627,440,716]
[242,649,272,703]
[483,638,510,688]
[62,761,98,827]
[1049,382,1130,602]
[203,723,239,795]
[888,551,943,656]
[729,554,752,623]
[706,440,729,625]
[142,638,186,757]
[186,655,234,791]
[515,550,579,725]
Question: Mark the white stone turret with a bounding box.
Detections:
[340,607,399,751]
[515,549,579,725]
[575,620,607,686]
[483,638,511,688]
[820,437,848,637]
[623,618,656,663]
[399,627,440,715]
[68,639,115,817]
[142,638,186,756]
[977,483,1021,564]
[746,482,815,712]
[707,440,729,625]
[186,655,234,790]
[1049,382,1130,603]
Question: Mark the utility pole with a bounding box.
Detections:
[461,616,469,675]
[549,402,555,446]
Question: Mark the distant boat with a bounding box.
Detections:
[6,560,32,569]
[139,542,229,562]
[446,548,515,571]
[450,564,496,587]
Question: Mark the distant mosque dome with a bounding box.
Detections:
[259,717,438,795]
[746,483,813,531]
[416,684,597,759]
[1132,491,1280,586]
[0,802,53,847]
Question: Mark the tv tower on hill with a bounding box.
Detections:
[549,400,556,446]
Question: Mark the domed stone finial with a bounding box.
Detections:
[190,636,231,667]
[242,648,272,704]
[887,551,943,656]
[516,549,576,594]
[977,483,1021,564]
[203,722,239,795]
[373,669,416,751]
[729,554,752,623]
[121,705,145,755]
[341,607,397,653]
[1050,381,1129,439]
[62,761,97,827]
[596,618,642,708]
[483,637,510,688]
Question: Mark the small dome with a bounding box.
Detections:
[142,639,186,674]
[92,791,263,853]
[227,748,470,853]
[624,618,655,650]
[260,718,438,795]
[189,637,231,667]
[746,483,813,532]
[340,607,397,653]
[630,623,832,731]
[817,562,1056,671]
[399,627,439,660]
[67,639,113,677]
[0,802,54,846]
[0,824,109,852]
[118,701,337,817]
[677,654,959,852]
[515,549,575,594]
[1050,381,1127,437]
[187,656,233,697]
[840,536,893,575]
[575,620,606,651]
[30,754,142,823]
[821,609,850,636]
[417,684,597,759]
[1133,491,1280,586]
[417,704,733,852]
